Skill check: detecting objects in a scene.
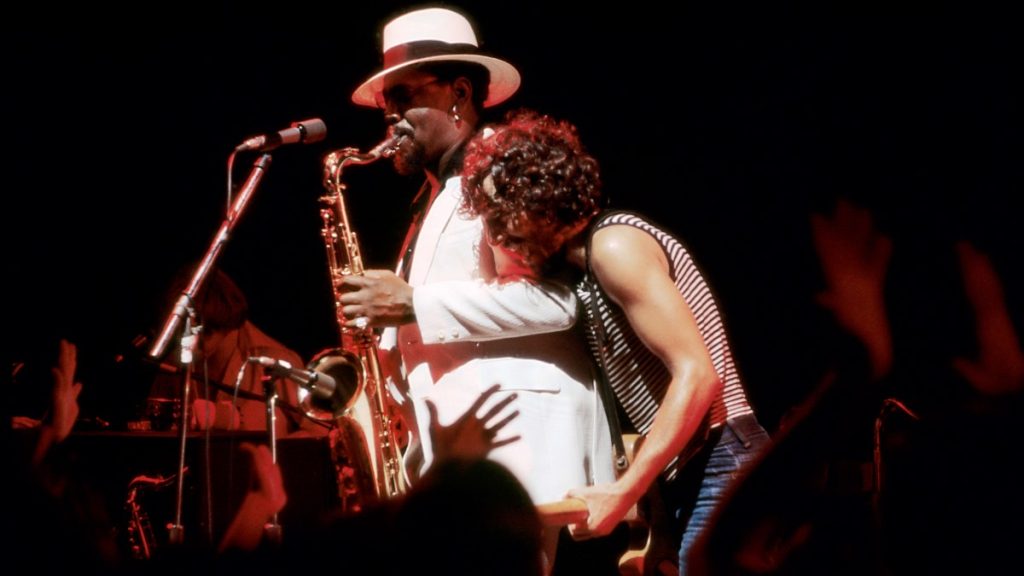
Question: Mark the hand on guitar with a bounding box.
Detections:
[564,484,639,540]
[565,433,647,539]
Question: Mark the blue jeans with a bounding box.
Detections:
[662,414,771,575]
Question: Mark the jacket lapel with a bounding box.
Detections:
[407,177,460,286]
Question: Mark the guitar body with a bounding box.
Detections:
[617,434,679,576]
[619,485,679,576]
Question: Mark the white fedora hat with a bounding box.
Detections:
[352,7,521,109]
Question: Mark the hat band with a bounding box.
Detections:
[382,40,481,69]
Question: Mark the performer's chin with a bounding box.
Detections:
[393,147,425,177]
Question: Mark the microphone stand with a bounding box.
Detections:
[167,311,198,546]
[146,153,273,547]
[148,154,273,361]
[261,373,283,545]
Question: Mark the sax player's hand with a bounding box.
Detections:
[339,269,416,327]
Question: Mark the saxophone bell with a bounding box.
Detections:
[299,348,365,421]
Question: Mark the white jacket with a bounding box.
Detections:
[384,175,615,505]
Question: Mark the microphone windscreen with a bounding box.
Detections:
[295,118,327,144]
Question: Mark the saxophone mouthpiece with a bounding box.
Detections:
[371,133,405,159]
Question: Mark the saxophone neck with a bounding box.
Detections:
[331,134,404,173]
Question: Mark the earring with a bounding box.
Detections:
[450,104,462,128]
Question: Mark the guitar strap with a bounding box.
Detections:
[594,326,630,477]
[583,234,630,477]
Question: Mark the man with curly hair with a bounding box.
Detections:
[462,109,770,575]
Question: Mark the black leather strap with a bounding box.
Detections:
[583,239,630,476]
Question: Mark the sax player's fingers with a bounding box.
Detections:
[338,274,370,291]
[340,302,363,318]
[361,269,392,279]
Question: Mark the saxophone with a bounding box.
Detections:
[123,472,176,560]
[305,134,409,509]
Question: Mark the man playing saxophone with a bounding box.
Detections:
[337,7,615,570]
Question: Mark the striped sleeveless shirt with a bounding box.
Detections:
[576,211,754,479]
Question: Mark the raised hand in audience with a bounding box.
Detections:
[218,442,288,553]
[810,198,894,378]
[952,241,1024,395]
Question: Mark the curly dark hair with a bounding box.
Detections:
[461,109,603,262]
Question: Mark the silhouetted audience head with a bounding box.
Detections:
[394,457,545,576]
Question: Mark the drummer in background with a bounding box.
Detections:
[147,265,328,438]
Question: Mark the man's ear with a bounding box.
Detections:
[453,77,472,104]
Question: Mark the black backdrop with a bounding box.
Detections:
[8,1,1020,431]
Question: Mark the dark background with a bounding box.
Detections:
[8,1,1020,431]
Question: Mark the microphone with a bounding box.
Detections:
[235,118,327,152]
[249,356,337,400]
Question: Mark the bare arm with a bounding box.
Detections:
[218,443,287,553]
[33,339,83,467]
[567,225,722,537]
[952,241,1024,395]
[810,199,893,379]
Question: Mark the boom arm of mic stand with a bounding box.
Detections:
[148,154,273,360]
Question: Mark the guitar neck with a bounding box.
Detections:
[536,497,643,527]
[536,497,589,527]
